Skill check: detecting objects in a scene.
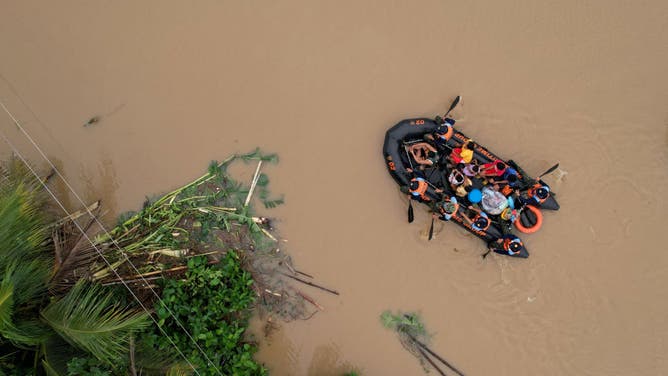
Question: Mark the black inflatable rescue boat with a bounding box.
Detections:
[382,99,560,258]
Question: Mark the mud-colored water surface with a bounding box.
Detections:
[2,1,668,375]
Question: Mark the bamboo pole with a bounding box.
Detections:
[409,334,465,376]
[244,161,262,207]
[53,200,100,224]
[417,346,446,376]
[281,273,339,295]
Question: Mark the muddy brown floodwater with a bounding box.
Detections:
[2,1,668,375]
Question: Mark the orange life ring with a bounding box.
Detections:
[514,205,543,234]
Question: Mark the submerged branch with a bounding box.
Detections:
[297,290,324,311]
[281,273,339,295]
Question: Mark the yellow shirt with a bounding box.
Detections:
[460,148,474,163]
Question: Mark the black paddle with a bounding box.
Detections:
[482,248,492,259]
[428,214,435,240]
[443,95,461,119]
[538,163,559,178]
[403,147,417,223]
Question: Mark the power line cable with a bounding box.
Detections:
[0,98,221,373]
[0,129,202,375]
[0,99,221,374]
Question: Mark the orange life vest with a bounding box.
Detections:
[439,201,460,216]
[501,185,513,196]
[409,178,430,201]
[437,124,454,141]
[473,214,490,231]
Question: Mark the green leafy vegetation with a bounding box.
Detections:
[65,357,113,376]
[0,150,286,375]
[380,310,427,339]
[145,254,265,375]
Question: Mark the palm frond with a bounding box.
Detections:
[41,281,150,365]
[0,277,13,334]
[0,265,49,347]
[0,180,52,270]
[50,215,102,293]
[5,261,49,308]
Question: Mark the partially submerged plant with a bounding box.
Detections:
[380,310,427,340]
[51,149,285,294]
[381,310,465,376]
[381,310,429,369]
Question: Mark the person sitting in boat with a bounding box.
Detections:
[425,117,455,149]
[402,169,443,202]
[408,142,439,166]
[434,195,459,221]
[487,234,525,257]
[461,162,480,178]
[480,160,507,179]
[489,173,521,197]
[461,206,490,232]
[521,183,550,206]
[448,169,472,197]
[449,139,475,164]
[502,166,519,183]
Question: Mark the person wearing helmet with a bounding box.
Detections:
[434,195,459,221]
[402,169,443,203]
[461,205,490,232]
[425,117,455,149]
[486,234,526,257]
[522,183,550,206]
